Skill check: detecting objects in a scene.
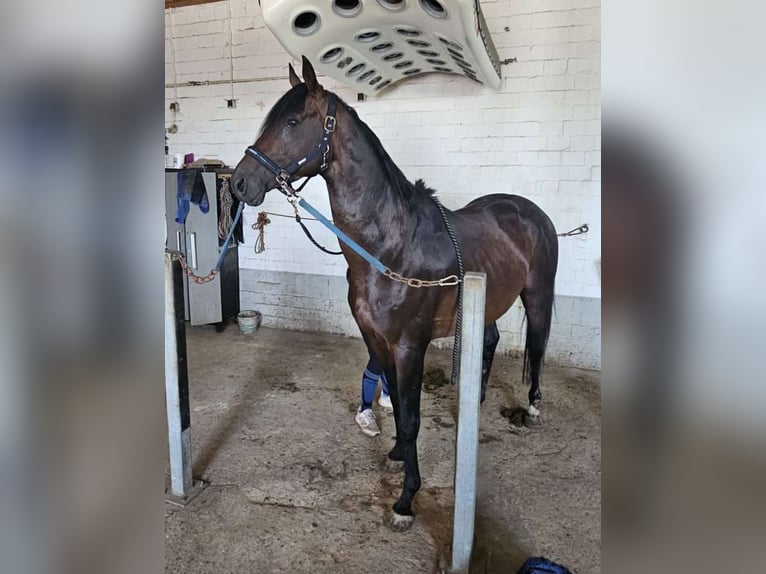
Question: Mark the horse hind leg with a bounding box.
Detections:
[520,276,555,421]
[481,322,500,403]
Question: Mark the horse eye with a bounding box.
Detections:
[287,119,300,127]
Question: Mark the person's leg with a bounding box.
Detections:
[360,357,382,411]
[367,352,393,408]
[356,350,384,437]
[366,353,390,397]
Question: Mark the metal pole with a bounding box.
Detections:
[451,272,487,573]
[165,252,192,498]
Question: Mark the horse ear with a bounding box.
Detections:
[301,55,322,92]
[288,63,301,88]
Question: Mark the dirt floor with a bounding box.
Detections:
[165,325,600,573]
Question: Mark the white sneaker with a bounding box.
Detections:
[355,408,380,437]
[377,393,393,412]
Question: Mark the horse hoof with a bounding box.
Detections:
[384,458,404,473]
[385,511,414,532]
[388,446,404,461]
[524,411,542,427]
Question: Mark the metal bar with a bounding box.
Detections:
[188,232,198,269]
[164,73,331,90]
[451,272,487,573]
[165,252,192,497]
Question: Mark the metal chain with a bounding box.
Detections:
[383,269,460,287]
[169,251,219,284]
[321,144,330,171]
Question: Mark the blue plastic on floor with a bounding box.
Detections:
[517,557,572,574]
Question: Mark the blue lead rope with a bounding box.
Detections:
[221,195,386,276]
[213,200,244,272]
[296,197,388,274]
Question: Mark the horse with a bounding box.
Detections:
[231,57,558,531]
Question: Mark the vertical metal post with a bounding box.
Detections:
[452,272,487,573]
[165,252,192,498]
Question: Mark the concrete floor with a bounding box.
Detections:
[165,325,600,573]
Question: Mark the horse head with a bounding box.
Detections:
[231,56,332,206]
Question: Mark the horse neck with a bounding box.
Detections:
[321,102,419,246]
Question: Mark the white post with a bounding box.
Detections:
[451,272,487,573]
[165,252,192,497]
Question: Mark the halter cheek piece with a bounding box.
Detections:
[244,94,337,197]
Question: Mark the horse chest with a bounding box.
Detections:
[349,283,431,337]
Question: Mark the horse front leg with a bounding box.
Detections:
[380,361,406,474]
[385,343,426,532]
[360,331,405,469]
[386,370,405,463]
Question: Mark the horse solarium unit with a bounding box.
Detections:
[259,0,502,96]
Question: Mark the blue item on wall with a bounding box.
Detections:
[175,169,209,224]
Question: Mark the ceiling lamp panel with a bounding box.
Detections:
[260,0,502,95]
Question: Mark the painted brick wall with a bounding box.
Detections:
[165,0,601,369]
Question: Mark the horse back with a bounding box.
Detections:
[455,193,557,262]
[442,193,558,327]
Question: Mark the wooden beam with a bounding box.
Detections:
[165,0,225,9]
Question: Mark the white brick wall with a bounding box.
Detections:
[165,0,601,367]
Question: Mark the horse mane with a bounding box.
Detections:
[334,94,436,204]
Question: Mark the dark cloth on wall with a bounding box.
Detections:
[175,169,209,224]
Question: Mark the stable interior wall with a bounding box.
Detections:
[165,0,601,369]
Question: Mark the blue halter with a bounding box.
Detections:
[245,94,337,186]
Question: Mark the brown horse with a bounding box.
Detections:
[232,58,558,531]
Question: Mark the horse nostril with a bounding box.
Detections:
[234,176,247,195]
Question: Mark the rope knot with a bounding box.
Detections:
[254,211,271,253]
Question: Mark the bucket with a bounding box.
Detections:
[237,310,262,335]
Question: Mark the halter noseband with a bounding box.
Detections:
[244,94,337,196]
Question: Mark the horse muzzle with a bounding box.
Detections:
[231,171,267,206]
